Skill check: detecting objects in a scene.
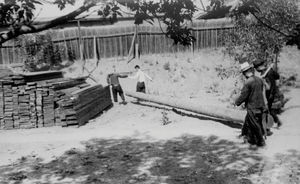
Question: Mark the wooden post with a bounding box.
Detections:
[62,30,68,60]
[135,24,139,59]
[215,29,218,48]
[77,20,83,61]
[127,25,137,62]
[93,36,97,60]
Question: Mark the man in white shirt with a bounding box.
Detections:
[129,65,152,93]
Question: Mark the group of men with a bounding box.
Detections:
[107,59,281,148]
[106,65,152,105]
[235,60,282,147]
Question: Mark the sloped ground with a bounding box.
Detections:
[63,48,242,107]
[0,88,299,184]
[0,102,260,184]
[0,47,299,183]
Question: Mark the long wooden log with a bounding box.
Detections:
[125,91,246,124]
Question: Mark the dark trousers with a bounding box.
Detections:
[242,109,265,146]
[136,82,146,93]
[112,85,125,102]
[268,98,280,124]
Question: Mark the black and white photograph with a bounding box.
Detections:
[0,0,300,183]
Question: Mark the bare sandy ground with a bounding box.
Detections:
[0,88,299,183]
[0,47,299,183]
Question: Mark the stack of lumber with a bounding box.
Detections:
[17,85,31,129]
[0,71,112,130]
[57,85,112,126]
[0,83,3,129]
[21,71,63,82]
[3,84,14,129]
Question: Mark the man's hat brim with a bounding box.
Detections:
[241,65,253,72]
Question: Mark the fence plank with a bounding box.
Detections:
[0,23,235,64]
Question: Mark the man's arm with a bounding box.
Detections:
[117,74,128,78]
[128,72,138,79]
[144,72,153,81]
[235,83,250,106]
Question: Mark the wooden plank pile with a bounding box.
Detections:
[57,85,112,126]
[21,71,63,82]
[0,83,3,129]
[0,71,112,130]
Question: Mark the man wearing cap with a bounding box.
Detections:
[107,66,128,105]
[235,62,266,147]
[254,60,282,128]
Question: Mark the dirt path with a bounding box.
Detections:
[0,89,299,183]
[250,89,300,184]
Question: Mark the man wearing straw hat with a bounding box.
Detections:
[235,61,266,147]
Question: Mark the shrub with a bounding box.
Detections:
[163,62,171,71]
[224,0,300,65]
[21,32,64,71]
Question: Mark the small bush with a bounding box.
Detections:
[22,32,64,72]
[163,62,171,71]
[161,110,171,125]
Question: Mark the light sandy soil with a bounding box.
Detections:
[0,47,299,183]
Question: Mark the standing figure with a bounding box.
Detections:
[235,62,266,147]
[107,66,128,104]
[254,60,282,128]
[129,65,153,93]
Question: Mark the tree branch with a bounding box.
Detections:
[199,0,206,12]
[251,12,289,37]
[0,1,97,45]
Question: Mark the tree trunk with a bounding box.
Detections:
[0,1,97,45]
[125,91,246,125]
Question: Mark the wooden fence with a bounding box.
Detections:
[0,19,234,65]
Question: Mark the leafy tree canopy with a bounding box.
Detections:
[202,0,300,50]
[0,0,196,46]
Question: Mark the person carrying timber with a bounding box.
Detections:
[235,62,266,147]
[129,65,153,93]
[107,65,128,105]
[254,60,282,128]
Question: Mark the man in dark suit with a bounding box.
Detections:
[107,66,128,105]
[254,60,282,128]
[235,62,266,147]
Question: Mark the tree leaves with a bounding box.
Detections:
[223,0,300,64]
[126,0,196,46]
[0,0,77,27]
[97,2,121,24]
[54,0,75,10]
[0,0,197,47]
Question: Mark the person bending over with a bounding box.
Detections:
[107,66,128,105]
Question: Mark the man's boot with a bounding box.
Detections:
[266,129,273,136]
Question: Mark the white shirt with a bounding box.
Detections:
[129,69,152,82]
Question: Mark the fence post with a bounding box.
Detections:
[135,24,140,59]
[62,30,68,60]
[77,20,83,61]
[93,36,97,60]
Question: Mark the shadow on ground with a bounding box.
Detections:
[0,135,265,184]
